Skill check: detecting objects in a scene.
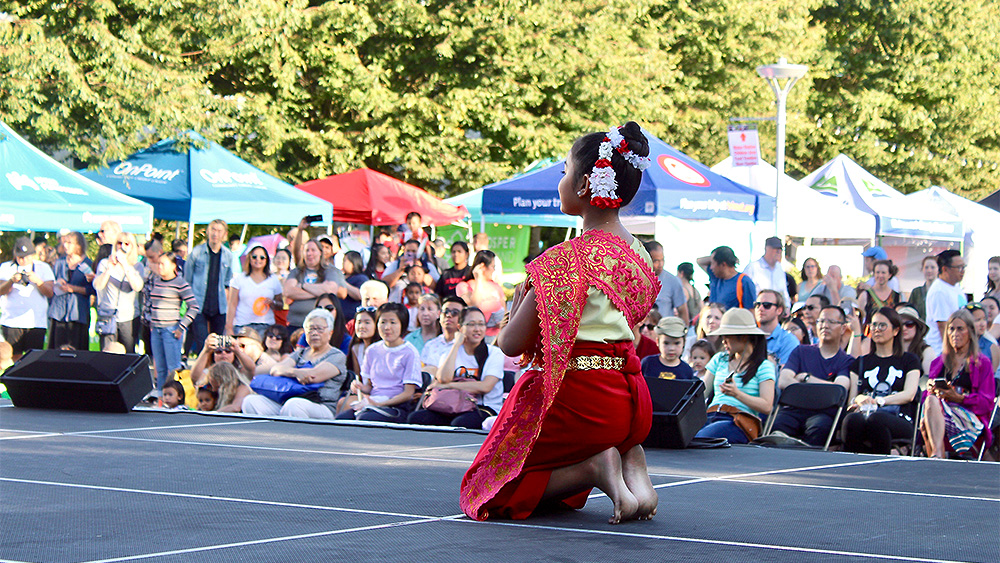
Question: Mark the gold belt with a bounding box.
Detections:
[566,355,624,371]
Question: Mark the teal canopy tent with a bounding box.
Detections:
[79,132,330,225]
[0,120,154,233]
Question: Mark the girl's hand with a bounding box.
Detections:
[719,382,738,397]
[453,331,465,348]
[172,326,184,340]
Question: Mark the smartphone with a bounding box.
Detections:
[304,214,323,223]
[934,378,950,389]
[724,374,734,385]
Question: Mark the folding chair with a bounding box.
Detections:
[760,383,848,451]
[890,394,923,457]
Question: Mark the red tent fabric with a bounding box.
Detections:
[296,168,468,226]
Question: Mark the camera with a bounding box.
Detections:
[217,335,233,350]
[16,270,30,285]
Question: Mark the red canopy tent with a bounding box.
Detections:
[296,168,468,226]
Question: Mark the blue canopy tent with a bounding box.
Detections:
[480,130,773,231]
[0,120,153,233]
[79,133,331,226]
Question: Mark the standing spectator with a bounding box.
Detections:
[399,211,431,250]
[0,237,55,360]
[456,250,506,336]
[140,240,164,363]
[364,243,391,280]
[644,241,689,327]
[47,231,94,351]
[925,250,968,354]
[93,233,145,353]
[184,219,234,354]
[383,238,440,289]
[96,220,122,247]
[813,265,856,306]
[921,309,996,458]
[147,253,199,397]
[225,245,283,338]
[316,233,344,269]
[170,239,188,273]
[754,290,799,366]
[472,232,503,280]
[842,308,921,454]
[857,260,901,327]
[771,305,853,445]
[228,233,245,275]
[282,239,344,333]
[676,262,702,323]
[340,250,370,321]
[695,302,726,352]
[743,237,791,306]
[697,246,756,310]
[907,256,938,320]
[33,237,55,266]
[797,258,823,302]
[984,256,1000,300]
[272,248,292,280]
[801,294,830,344]
[861,247,901,292]
[435,241,471,298]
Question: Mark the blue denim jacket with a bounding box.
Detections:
[183,243,232,312]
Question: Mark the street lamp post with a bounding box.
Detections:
[757,57,808,236]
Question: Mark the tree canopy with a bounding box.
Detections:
[1,0,996,200]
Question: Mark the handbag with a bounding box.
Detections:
[95,314,117,336]
[423,378,478,415]
[250,374,324,404]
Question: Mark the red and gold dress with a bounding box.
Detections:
[460,229,660,520]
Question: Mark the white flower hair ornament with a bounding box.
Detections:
[588,126,652,209]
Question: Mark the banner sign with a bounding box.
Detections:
[727,125,760,167]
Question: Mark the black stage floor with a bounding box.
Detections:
[1,403,998,563]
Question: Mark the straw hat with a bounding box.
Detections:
[896,306,927,330]
[708,308,766,337]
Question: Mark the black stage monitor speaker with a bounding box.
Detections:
[643,377,707,449]
[1,350,152,413]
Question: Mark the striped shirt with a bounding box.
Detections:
[147,275,200,329]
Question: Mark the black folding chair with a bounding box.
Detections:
[760,383,848,451]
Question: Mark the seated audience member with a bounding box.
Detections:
[696,303,726,351]
[921,310,996,458]
[408,307,503,429]
[842,308,921,454]
[242,309,348,419]
[190,333,254,386]
[896,306,935,375]
[769,306,853,446]
[694,309,775,444]
[688,339,716,389]
[313,294,351,354]
[405,294,442,353]
[636,309,662,360]
[262,324,291,364]
[783,317,810,345]
[754,289,799,366]
[197,385,218,411]
[233,327,276,376]
[340,251,369,320]
[161,380,187,410]
[336,303,421,422]
[347,307,380,374]
[966,303,1000,375]
[206,362,253,413]
[421,296,465,372]
[641,317,694,380]
[345,280,390,336]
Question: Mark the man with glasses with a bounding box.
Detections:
[421,296,467,373]
[754,290,799,366]
[925,249,967,354]
[770,305,854,446]
[800,294,830,344]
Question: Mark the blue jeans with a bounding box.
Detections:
[151,325,184,391]
[695,411,751,444]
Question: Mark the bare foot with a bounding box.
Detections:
[622,445,658,520]
[587,448,638,524]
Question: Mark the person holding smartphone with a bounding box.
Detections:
[0,237,55,360]
[920,309,996,458]
[93,232,145,352]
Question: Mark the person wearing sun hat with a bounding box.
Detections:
[692,308,776,444]
[896,305,935,375]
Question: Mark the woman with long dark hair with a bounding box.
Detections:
[364,243,391,280]
[408,307,503,429]
[858,260,900,328]
[456,249,506,336]
[985,256,1000,300]
[920,309,996,458]
[225,245,283,338]
[341,250,370,320]
[843,308,921,454]
[897,306,935,375]
[283,239,345,332]
[693,308,775,444]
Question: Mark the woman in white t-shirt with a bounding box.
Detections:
[226,245,283,339]
[408,307,504,429]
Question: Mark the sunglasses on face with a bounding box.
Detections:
[754,302,777,310]
[902,321,917,328]
[321,304,337,312]
[250,255,267,260]
[265,333,284,339]
[442,308,463,317]
[642,323,655,331]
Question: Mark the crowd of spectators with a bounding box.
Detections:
[0,216,997,460]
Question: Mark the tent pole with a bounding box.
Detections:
[240,224,248,244]
[175,222,180,239]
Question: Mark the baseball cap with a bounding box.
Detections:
[861,246,888,260]
[655,317,687,338]
[235,326,262,344]
[765,236,782,250]
[12,237,33,259]
[316,234,334,246]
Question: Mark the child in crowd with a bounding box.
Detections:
[0,341,14,371]
[197,386,218,411]
[206,362,253,413]
[641,317,694,380]
[161,380,187,409]
[688,339,717,388]
[404,282,424,330]
[336,303,421,423]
